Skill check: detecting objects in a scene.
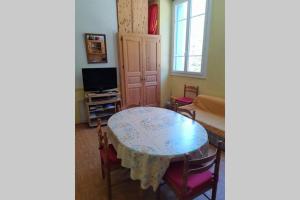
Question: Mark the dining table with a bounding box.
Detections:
[107,106,208,191]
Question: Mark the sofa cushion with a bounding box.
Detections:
[193,95,225,117]
[181,103,225,138]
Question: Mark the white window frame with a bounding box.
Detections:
[171,0,212,78]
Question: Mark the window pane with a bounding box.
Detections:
[175,2,188,21]
[188,56,202,73]
[191,0,206,16]
[189,15,205,55]
[175,56,185,71]
[175,20,187,56]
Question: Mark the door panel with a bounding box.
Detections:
[127,41,141,72]
[122,36,143,106]
[127,87,142,105]
[144,85,158,106]
[119,33,160,108]
[143,36,160,106]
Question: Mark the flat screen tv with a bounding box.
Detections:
[82,68,117,92]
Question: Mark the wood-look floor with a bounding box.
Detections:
[75,123,225,200]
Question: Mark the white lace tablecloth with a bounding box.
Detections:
[107,107,208,191]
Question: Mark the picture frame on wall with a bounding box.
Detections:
[84,33,108,64]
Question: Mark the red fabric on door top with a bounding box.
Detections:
[148,4,158,34]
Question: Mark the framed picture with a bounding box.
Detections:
[84,33,108,64]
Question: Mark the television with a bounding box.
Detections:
[82,68,117,92]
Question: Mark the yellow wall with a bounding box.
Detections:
[169,0,225,98]
[159,0,172,105]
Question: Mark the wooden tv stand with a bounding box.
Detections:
[85,90,121,127]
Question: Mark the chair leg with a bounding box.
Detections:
[156,185,160,200]
[106,167,112,200]
[101,160,105,179]
[211,184,218,200]
[139,188,144,200]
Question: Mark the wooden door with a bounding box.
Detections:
[121,35,144,106]
[142,36,161,106]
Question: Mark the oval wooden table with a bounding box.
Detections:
[107,107,208,191]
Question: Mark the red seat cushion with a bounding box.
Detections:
[100,144,121,165]
[164,161,213,198]
[175,97,193,104]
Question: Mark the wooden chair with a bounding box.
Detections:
[175,103,196,120]
[116,101,122,112]
[160,141,223,200]
[96,120,122,200]
[174,85,199,106]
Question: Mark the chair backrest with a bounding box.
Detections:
[97,119,111,165]
[184,84,199,99]
[182,141,223,194]
[97,119,108,150]
[175,103,196,120]
[116,101,122,112]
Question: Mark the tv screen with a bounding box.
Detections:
[82,68,117,92]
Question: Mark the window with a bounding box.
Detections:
[172,0,211,77]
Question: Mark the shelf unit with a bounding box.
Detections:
[85,91,121,127]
